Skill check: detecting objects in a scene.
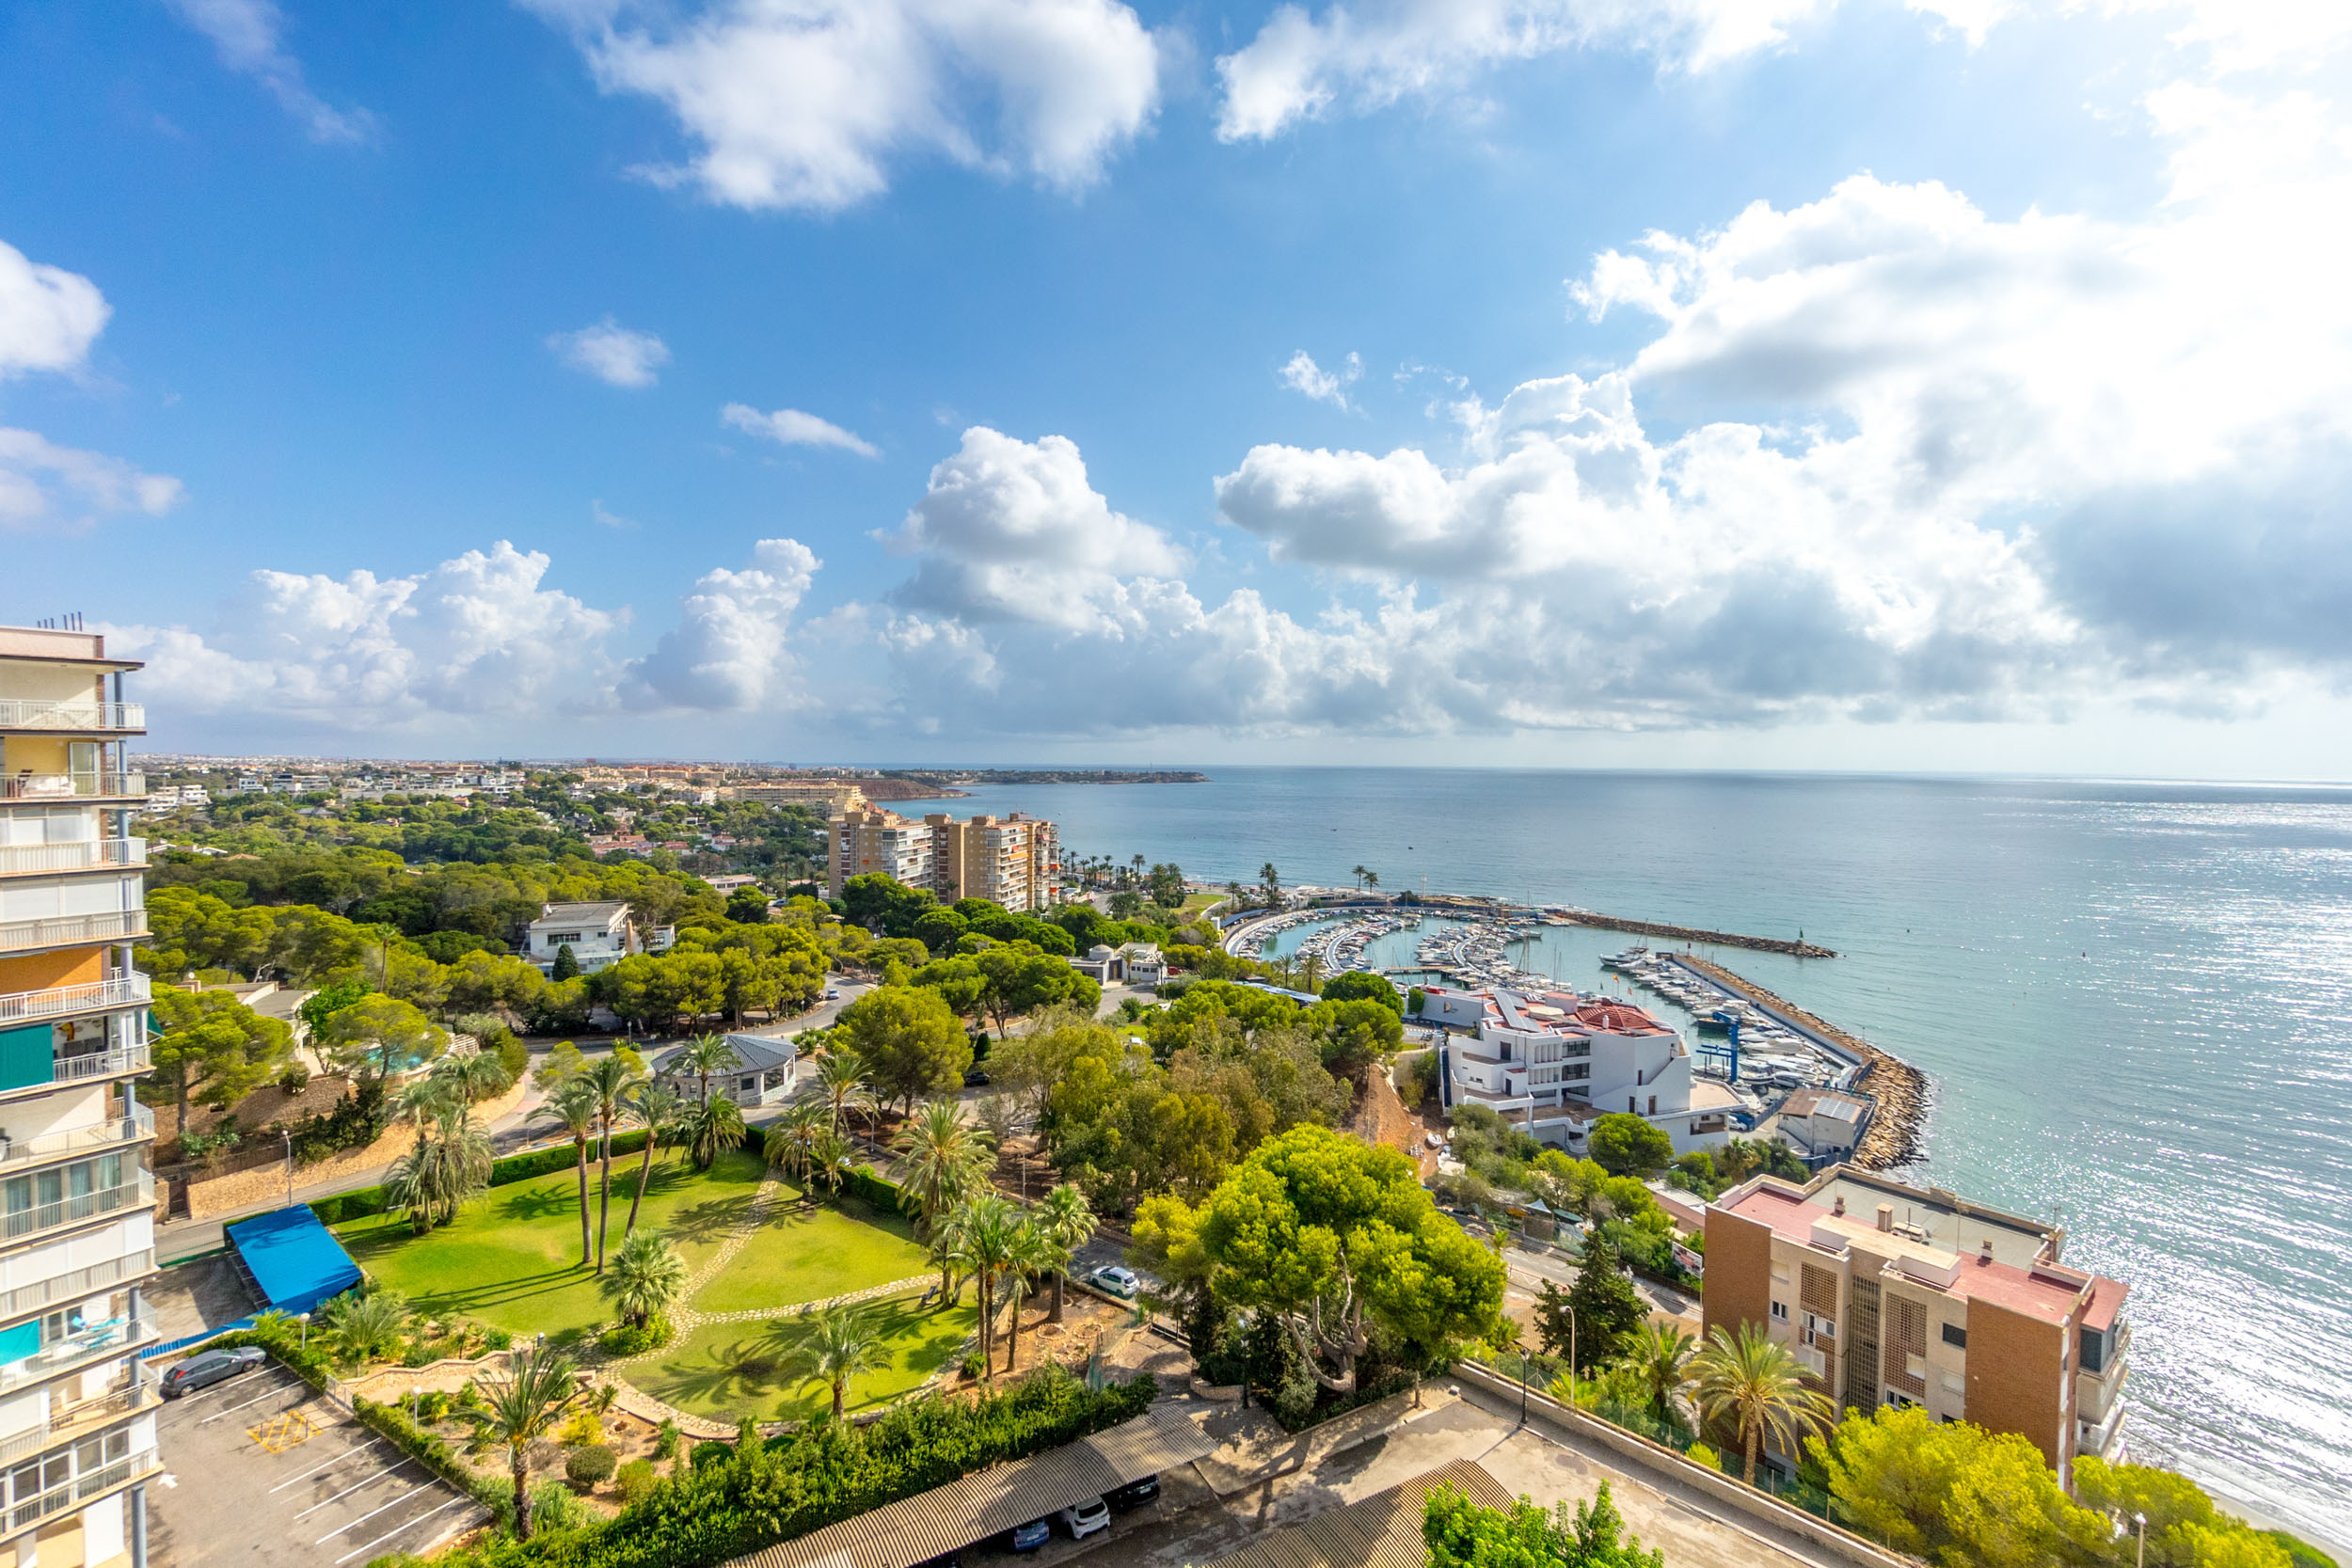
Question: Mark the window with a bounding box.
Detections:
[2078,1326,2106,1373]
[1771,1300,1789,1322]
[1942,1323,1967,1350]
[1804,1312,1837,1341]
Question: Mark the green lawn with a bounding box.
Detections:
[689,1183,931,1315]
[332,1149,766,1340]
[630,1293,977,1421]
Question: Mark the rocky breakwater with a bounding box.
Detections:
[1680,956,1929,1169]
[1554,910,1836,958]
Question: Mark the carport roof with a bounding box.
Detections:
[730,1406,1215,1568]
[1203,1460,1512,1568]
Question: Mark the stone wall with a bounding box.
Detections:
[182,1077,529,1221]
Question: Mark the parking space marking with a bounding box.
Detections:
[268,1442,381,1494]
[318,1480,444,1544]
[292,1459,415,1520]
[332,1493,477,1567]
[164,1370,299,1414]
[249,1408,321,1453]
[198,1377,314,1425]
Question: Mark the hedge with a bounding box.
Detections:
[310,1131,656,1225]
[422,1368,1157,1567]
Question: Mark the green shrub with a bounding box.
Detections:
[416,1390,453,1422]
[566,1445,618,1487]
[528,1479,594,1533]
[653,1419,680,1461]
[484,1326,514,1351]
[1684,1443,1724,1472]
[613,1459,659,1506]
[960,1351,986,1381]
[278,1061,311,1095]
[688,1440,733,1471]
[597,1316,673,1356]
[399,1338,439,1368]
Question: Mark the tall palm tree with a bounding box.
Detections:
[1298,950,1325,993]
[680,1093,746,1170]
[529,1077,600,1268]
[1624,1320,1698,1426]
[807,1126,851,1193]
[791,1301,886,1419]
[416,1103,493,1228]
[461,1351,580,1543]
[764,1098,829,1184]
[579,1053,647,1274]
[1686,1323,1837,1486]
[1362,869,1379,892]
[675,1032,739,1107]
[816,1049,876,1135]
[1033,1182,1098,1323]
[1351,864,1369,892]
[998,1218,1057,1375]
[954,1194,1022,1378]
[622,1081,682,1237]
[389,1075,453,1161]
[926,1198,975,1305]
[890,1099,993,1236]
[600,1229,688,1329]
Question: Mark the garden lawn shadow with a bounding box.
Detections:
[331,1148,766,1338]
[630,1293,977,1421]
[690,1181,932,1315]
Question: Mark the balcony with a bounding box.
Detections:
[0,1308,159,1396]
[0,974,151,1026]
[0,910,150,955]
[5,1444,160,1534]
[36,1046,153,1090]
[3,1172,154,1245]
[0,773,144,802]
[0,1252,153,1325]
[0,1384,161,1466]
[0,702,144,735]
[0,1108,155,1174]
[0,840,145,879]
[2078,1396,2127,1460]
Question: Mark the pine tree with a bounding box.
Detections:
[1564,1241,1647,1372]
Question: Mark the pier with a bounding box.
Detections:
[1549,909,1836,958]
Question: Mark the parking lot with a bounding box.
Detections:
[150,1359,486,1568]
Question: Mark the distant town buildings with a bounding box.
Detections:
[827,806,1062,912]
[1705,1165,2131,1480]
[0,621,167,1568]
[1431,984,1737,1156]
[728,781,866,816]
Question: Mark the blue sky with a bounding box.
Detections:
[5,0,2350,773]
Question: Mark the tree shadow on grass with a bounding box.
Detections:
[663,1194,759,1249]
[497,1183,587,1223]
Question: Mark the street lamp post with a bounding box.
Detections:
[281,1130,294,1209]
[2135,1513,2148,1568]
[296,1311,310,1352]
[1518,1351,1529,1426]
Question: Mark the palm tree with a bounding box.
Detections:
[1362,869,1379,892]
[999,1218,1057,1375]
[579,1053,646,1274]
[321,1290,408,1367]
[790,1301,886,1419]
[1687,1323,1837,1487]
[807,1126,851,1193]
[1351,864,1369,891]
[530,1077,600,1268]
[389,1075,453,1161]
[417,1103,494,1227]
[953,1194,1022,1378]
[601,1229,688,1329]
[815,1049,876,1135]
[1624,1321,1698,1425]
[675,1033,739,1107]
[622,1082,682,1237]
[890,1099,993,1236]
[925,1199,975,1305]
[1033,1182,1098,1323]
[680,1092,746,1170]
[764,1098,829,1184]
[434,1048,512,1105]
[461,1350,580,1542]
[1298,950,1325,993]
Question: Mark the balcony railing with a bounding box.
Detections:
[0,773,144,801]
[0,702,144,733]
[3,1173,154,1244]
[0,840,145,878]
[0,910,149,953]
[5,1446,159,1532]
[0,1252,153,1324]
[0,1384,160,1466]
[0,974,151,1026]
[42,1046,152,1088]
[0,1309,159,1396]
[0,1108,154,1173]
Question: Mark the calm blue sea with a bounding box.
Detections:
[944,768,2352,1541]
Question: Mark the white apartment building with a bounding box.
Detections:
[0,624,167,1568]
[1435,984,1735,1155]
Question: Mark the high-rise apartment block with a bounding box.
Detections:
[828,807,1061,912]
[1705,1166,2130,1482]
[0,624,166,1568]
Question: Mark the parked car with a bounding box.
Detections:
[161,1344,266,1398]
[1088,1265,1139,1298]
[1009,1518,1053,1553]
[962,1068,992,1086]
[1104,1475,1161,1511]
[1058,1497,1111,1540]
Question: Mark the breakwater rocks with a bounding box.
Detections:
[1679,956,1929,1169]
[1552,910,1837,959]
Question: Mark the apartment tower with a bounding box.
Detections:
[0,623,164,1568]
[828,807,1061,912]
[1704,1166,2130,1484]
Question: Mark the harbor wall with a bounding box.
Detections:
[1552,909,1836,958]
[1678,956,1929,1168]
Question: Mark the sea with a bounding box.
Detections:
[938,768,2352,1544]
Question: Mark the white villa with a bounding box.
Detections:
[523,901,671,974]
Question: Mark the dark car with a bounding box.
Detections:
[1009,1518,1052,1553]
[1104,1475,1160,1511]
[962,1069,992,1086]
[161,1344,266,1398]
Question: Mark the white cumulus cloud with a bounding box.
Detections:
[548,319,672,388]
[526,0,1162,212]
[722,402,880,457]
[0,430,184,531]
[1279,350,1363,410]
[614,538,823,712]
[162,0,375,143]
[0,242,109,378]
